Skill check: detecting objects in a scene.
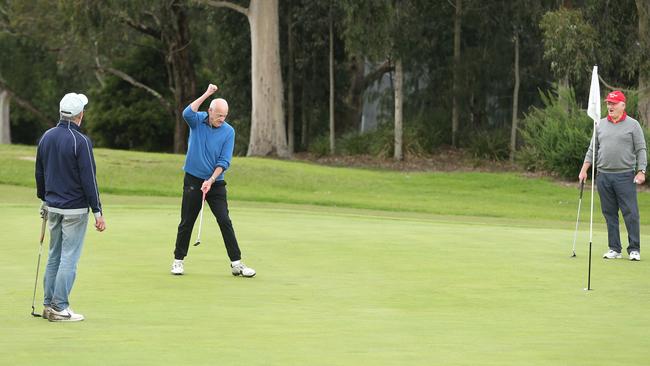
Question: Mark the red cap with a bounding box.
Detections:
[605,90,626,103]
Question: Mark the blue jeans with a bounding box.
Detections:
[43,211,89,310]
[597,171,640,254]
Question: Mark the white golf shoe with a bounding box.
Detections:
[629,251,641,261]
[603,250,622,259]
[48,307,84,322]
[231,262,256,277]
[171,259,184,275]
[42,306,52,320]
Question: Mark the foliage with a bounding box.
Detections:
[307,134,331,157]
[539,8,598,84]
[85,46,172,151]
[467,129,510,161]
[519,86,593,179]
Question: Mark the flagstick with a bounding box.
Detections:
[585,65,600,292]
[587,125,596,291]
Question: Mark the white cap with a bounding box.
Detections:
[59,93,89,117]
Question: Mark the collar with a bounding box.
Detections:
[57,120,82,131]
[607,111,627,124]
[203,117,225,129]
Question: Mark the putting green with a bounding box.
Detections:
[1,185,649,365]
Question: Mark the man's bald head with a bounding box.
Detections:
[208,98,229,127]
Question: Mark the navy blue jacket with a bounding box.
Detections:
[35,121,102,215]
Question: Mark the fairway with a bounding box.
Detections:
[1,184,649,365]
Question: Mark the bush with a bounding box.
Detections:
[338,131,372,155]
[367,123,425,158]
[519,86,592,179]
[467,129,510,161]
[308,134,331,157]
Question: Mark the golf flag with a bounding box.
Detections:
[587,66,601,124]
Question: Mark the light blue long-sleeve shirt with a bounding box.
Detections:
[182,105,235,181]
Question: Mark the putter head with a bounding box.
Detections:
[571,252,577,258]
[30,307,42,318]
[193,240,201,246]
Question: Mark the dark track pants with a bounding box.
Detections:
[597,171,640,254]
[174,173,241,261]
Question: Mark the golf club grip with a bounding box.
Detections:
[579,181,585,199]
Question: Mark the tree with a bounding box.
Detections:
[90,0,197,153]
[198,0,289,158]
[637,0,650,126]
[539,8,597,89]
[328,0,335,154]
[0,87,8,144]
[452,0,462,148]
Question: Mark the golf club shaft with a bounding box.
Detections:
[571,181,585,255]
[31,216,47,316]
[587,241,592,290]
[194,193,206,245]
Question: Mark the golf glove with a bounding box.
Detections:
[40,201,48,219]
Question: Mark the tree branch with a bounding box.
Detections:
[97,66,174,114]
[597,74,649,94]
[0,78,53,127]
[194,0,249,16]
[117,12,162,39]
[362,59,395,90]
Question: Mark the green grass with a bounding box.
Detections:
[0,143,635,223]
[2,145,650,365]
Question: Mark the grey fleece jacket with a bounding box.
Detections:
[584,115,647,173]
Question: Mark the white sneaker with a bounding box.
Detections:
[42,306,52,320]
[231,262,256,277]
[629,251,641,261]
[48,307,84,322]
[603,250,622,259]
[171,259,184,275]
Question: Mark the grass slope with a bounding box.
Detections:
[3,143,646,223]
[1,185,649,365]
[2,144,650,365]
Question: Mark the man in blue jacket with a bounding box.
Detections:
[35,92,106,322]
[171,83,255,277]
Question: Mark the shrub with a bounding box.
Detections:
[308,134,331,157]
[338,131,372,155]
[519,86,592,179]
[467,129,510,161]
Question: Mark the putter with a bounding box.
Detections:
[193,191,207,246]
[571,181,585,257]
[30,212,48,318]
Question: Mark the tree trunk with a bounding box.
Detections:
[301,66,309,149]
[344,57,394,134]
[287,0,295,154]
[394,59,403,161]
[248,0,289,157]
[510,33,520,163]
[329,3,335,154]
[637,0,650,127]
[165,0,196,154]
[0,90,10,144]
[452,0,462,147]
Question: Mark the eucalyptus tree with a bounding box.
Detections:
[539,8,597,89]
[636,0,650,125]
[196,0,289,157]
[76,0,198,153]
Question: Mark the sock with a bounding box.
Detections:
[231,260,241,266]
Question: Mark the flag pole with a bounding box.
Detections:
[586,65,601,291]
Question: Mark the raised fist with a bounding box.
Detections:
[206,84,218,95]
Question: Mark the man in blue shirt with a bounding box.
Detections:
[171,84,255,277]
[36,92,106,321]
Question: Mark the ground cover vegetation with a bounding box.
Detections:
[1,152,650,364]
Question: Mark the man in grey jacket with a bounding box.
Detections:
[579,90,647,261]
